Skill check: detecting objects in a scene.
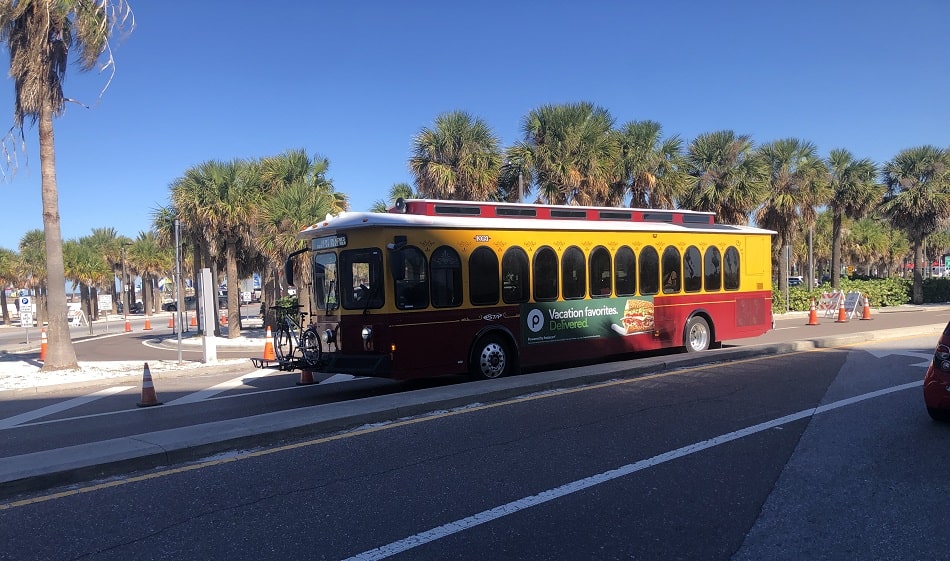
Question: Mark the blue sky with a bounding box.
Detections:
[0,0,946,252]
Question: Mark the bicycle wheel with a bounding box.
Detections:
[273,324,293,362]
[299,327,323,366]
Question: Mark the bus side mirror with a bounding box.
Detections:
[284,257,295,287]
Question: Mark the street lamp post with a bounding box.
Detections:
[121,243,131,321]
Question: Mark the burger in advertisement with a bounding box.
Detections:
[620,298,655,334]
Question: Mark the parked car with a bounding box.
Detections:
[923,321,950,421]
[117,301,144,314]
[788,276,804,287]
[161,296,196,312]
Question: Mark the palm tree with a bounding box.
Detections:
[129,231,170,318]
[0,1,133,371]
[517,102,618,206]
[754,138,829,291]
[681,130,767,225]
[371,183,417,212]
[826,149,881,288]
[255,150,346,327]
[0,247,21,325]
[613,120,691,209]
[847,218,890,275]
[188,159,261,337]
[879,146,950,304]
[171,160,235,335]
[63,237,109,332]
[258,175,347,328]
[18,229,46,323]
[410,110,503,202]
[86,227,124,317]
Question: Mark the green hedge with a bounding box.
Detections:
[772,277,919,312]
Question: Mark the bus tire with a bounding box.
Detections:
[469,334,512,380]
[684,315,711,352]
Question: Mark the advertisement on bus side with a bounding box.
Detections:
[521,296,655,345]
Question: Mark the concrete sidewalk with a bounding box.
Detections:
[1,321,946,500]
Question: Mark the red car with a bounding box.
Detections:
[923,322,950,421]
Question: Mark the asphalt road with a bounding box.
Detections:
[1,331,946,560]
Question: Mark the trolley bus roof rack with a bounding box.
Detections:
[389,198,715,225]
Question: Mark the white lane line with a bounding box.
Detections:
[0,387,134,429]
[342,380,923,561]
[165,370,280,405]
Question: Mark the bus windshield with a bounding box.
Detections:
[313,252,338,310]
[340,248,384,310]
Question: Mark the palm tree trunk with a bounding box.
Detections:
[38,103,78,370]
[1,294,9,326]
[913,242,925,304]
[831,212,843,289]
[225,238,241,338]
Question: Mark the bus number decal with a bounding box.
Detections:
[474,235,490,242]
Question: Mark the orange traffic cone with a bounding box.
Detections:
[125,318,132,332]
[136,362,163,407]
[297,368,315,385]
[39,327,47,361]
[190,315,197,327]
[861,295,873,320]
[835,298,848,323]
[263,326,276,361]
[143,317,152,330]
[168,315,175,329]
[806,299,819,326]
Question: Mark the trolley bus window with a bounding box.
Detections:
[393,246,429,309]
[639,246,659,295]
[431,246,463,308]
[340,249,383,309]
[533,247,558,302]
[615,246,636,296]
[662,246,682,294]
[589,246,612,297]
[724,246,740,290]
[469,246,499,306]
[562,246,586,300]
[704,246,722,291]
[313,252,339,310]
[684,246,702,293]
[502,247,530,304]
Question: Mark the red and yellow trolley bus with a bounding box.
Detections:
[286,198,774,380]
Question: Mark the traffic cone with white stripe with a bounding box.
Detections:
[39,327,47,361]
[263,326,276,361]
[861,295,873,320]
[136,362,163,407]
[806,299,819,326]
[835,298,848,323]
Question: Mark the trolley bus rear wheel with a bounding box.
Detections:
[470,334,512,380]
[684,315,711,352]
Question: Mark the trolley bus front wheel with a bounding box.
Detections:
[470,334,513,380]
[684,315,712,352]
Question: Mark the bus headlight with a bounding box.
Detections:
[361,326,373,341]
[323,329,335,345]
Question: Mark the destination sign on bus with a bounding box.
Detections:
[522,297,655,345]
[312,234,348,251]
